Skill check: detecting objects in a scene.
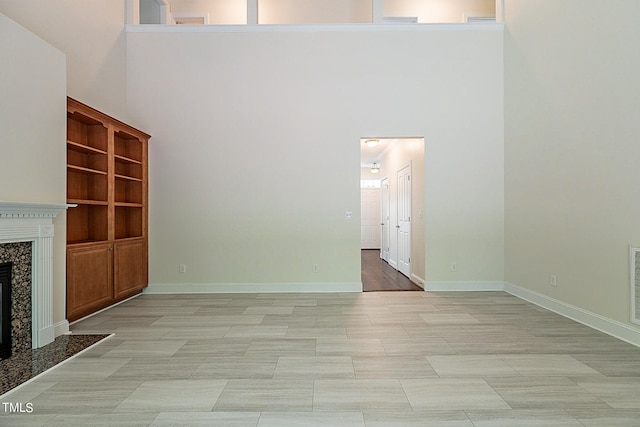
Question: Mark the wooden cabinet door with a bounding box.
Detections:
[67,243,112,321]
[113,239,147,299]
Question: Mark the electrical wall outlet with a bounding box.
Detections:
[313,264,319,273]
[179,264,187,274]
[451,262,457,272]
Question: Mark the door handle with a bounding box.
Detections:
[396,225,400,228]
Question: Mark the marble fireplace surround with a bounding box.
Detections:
[0,201,72,349]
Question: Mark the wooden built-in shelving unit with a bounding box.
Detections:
[66,97,150,321]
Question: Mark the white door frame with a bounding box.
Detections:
[397,162,411,278]
[360,188,381,249]
[380,177,390,262]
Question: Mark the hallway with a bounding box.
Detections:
[361,249,422,292]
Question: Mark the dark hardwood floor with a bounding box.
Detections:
[361,249,423,292]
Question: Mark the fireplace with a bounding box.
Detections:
[0,201,71,350]
[0,262,11,359]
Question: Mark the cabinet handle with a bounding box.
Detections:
[108,247,113,251]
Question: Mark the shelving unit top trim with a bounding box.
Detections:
[67,97,151,140]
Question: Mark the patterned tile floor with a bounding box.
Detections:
[1,291,640,426]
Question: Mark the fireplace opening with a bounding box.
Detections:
[0,262,12,359]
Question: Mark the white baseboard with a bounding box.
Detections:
[504,282,640,348]
[423,281,640,348]
[424,281,505,292]
[54,320,69,338]
[37,325,55,348]
[144,282,363,294]
[410,273,425,289]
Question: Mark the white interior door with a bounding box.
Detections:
[381,178,390,261]
[397,164,411,278]
[360,188,381,249]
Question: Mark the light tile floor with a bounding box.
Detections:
[2,291,640,426]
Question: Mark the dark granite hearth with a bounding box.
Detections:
[0,334,109,396]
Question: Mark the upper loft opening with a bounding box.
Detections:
[137,0,499,26]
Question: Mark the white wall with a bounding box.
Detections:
[0,12,67,325]
[0,0,128,119]
[504,1,640,327]
[127,25,504,290]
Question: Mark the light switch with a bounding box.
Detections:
[345,211,353,220]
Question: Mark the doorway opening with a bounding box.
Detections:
[360,137,425,292]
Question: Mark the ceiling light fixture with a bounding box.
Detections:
[370,163,380,174]
[365,139,379,148]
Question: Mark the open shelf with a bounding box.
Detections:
[67,149,107,174]
[114,157,142,180]
[67,165,107,175]
[115,174,142,181]
[115,176,142,204]
[67,204,109,244]
[115,206,143,239]
[67,111,108,152]
[67,199,108,206]
[67,141,107,155]
[114,130,143,162]
[114,154,142,164]
[67,168,108,202]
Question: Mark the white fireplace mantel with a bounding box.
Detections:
[0,201,73,348]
